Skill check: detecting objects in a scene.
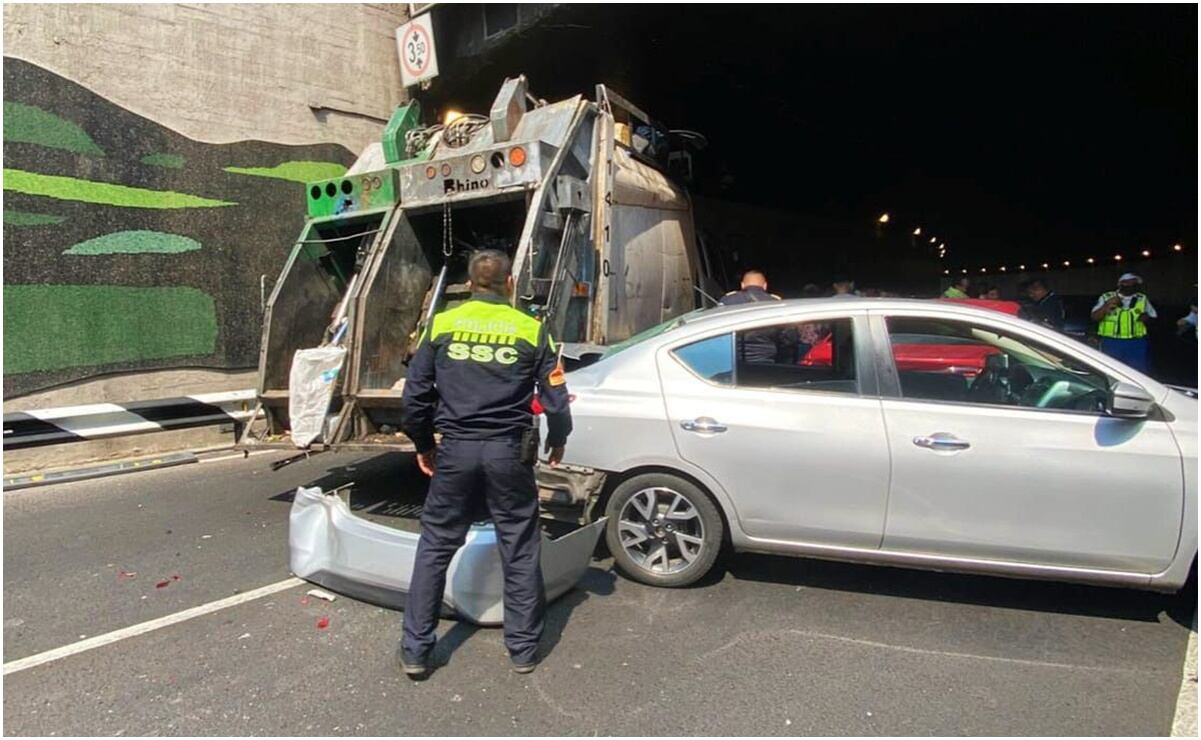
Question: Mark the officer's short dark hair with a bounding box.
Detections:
[1029,278,1050,291]
[468,249,512,294]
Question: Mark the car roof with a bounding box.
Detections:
[683,297,1022,327]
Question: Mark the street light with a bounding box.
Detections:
[929,237,937,244]
[1041,262,1050,269]
[913,227,922,236]
[877,213,890,224]
[1114,254,1123,261]
[1062,260,1071,267]
[1019,264,1026,271]
[1086,257,1095,264]
[1141,249,1151,257]
[1174,244,1183,252]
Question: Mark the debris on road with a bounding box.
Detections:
[306,588,337,602]
[316,616,330,630]
[117,569,137,580]
[238,633,251,640]
[201,534,213,539]
[155,579,170,589]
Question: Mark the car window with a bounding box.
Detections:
[671,333,733,384]
[735,318,858,394]
[884,316,1110,412]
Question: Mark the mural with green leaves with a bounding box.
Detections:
[2,57,356,396]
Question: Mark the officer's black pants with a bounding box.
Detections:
[401,437,545,664]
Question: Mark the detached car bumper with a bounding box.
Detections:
[288,486,605,625]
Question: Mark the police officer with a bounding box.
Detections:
[1023,278,1066,332]
[1091,272,1157,373]
[399,249,572,678]
[719,269,780,306]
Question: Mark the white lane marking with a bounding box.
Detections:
[704,627,1156,674]
[1171,613,1197,737]
[198,450,278,464]
[3,577,304,676]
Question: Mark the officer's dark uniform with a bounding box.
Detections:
[400,292,571,667]
[719,285,794,364]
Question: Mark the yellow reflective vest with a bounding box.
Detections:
[1096,291,1149,339]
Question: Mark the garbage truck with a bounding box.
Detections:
[241,76,717,452]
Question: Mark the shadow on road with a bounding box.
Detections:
[719,550,1196,627]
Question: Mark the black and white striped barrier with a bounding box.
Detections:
[3,390,258,451]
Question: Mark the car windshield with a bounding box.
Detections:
[602,310,705,359]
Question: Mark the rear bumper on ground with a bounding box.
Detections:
[288,486,605,624]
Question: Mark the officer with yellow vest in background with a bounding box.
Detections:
[1091,272,1157,373]
[399,249,572,679]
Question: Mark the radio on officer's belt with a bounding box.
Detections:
[520,427,540,465]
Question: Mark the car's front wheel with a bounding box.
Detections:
[604,473,723,587]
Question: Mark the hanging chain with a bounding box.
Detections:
[441,201,453,258]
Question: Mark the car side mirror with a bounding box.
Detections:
[1106,380,1155,419]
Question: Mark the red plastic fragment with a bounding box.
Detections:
[155,579,170,589]
[171,574,182,582]
[316,616,330,630]
[300,596,310,606]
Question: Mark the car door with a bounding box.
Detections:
[872,310,1184,573]
[657,311,891,548]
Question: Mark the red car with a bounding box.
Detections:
[801,299,1020,376]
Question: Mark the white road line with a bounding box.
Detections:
[1172,614,1197,737]
[703,627,1156,674]
[3,577,304,676]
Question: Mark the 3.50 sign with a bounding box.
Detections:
[395,14,439,88]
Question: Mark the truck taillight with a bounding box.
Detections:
[509,146,527,167]
[425,165,436,179]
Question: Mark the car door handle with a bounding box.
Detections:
[681,417,728,434]
[913,433,971,451]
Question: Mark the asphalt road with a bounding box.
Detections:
[3,449,1194,735]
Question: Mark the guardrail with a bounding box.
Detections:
[3,390,258,451]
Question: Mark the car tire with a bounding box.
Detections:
[604,472,724,588]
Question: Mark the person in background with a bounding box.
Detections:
[720,270,795,363]
[943,276,970,299]
[831,276,856,298]
[1091,273,1157,373]
[800,283,823,298]
[1024,278,1065,332]
[719,269,780,305]
[1177,302,1198,339]
[985,286,1002,300]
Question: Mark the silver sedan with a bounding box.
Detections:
[542,298,1197,590]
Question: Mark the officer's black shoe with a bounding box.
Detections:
[396,645,430,680]
[510,656,539,674]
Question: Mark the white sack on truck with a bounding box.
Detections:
[288,346,347,448]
